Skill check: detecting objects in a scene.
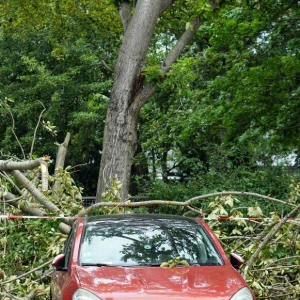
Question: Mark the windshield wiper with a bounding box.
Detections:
[81,263,117,267]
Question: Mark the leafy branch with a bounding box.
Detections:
[77,190,294,217]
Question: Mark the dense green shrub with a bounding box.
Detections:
[144,166,297,215]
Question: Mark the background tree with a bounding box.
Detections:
[137,0,299,185]
[0,0,120,195]
[0,0,299,198]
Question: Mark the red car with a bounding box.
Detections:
[51,214,255,300]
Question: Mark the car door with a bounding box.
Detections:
[51,226,76,300]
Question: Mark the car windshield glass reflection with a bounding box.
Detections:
[79,219,223,267]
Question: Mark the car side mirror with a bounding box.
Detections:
[52,254,66,271]
[230,253,244,270]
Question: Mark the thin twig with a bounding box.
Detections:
[0,259,52,286]
[251,264,300,272]
[0,171,23,194]
[7,105,25,159]
[0,196,23,203]
[30,101,46,159]
[100,60,113,72]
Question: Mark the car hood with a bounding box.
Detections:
[75,265,246,299]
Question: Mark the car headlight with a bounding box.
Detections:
[72,288,101,300]
[230,287,254,300]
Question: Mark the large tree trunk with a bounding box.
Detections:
[97,107,139,200]
[96,0,166,201]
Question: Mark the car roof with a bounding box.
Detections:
[84,213,199,227]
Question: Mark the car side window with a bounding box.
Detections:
[63,227,76,269]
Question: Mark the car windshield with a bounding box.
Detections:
[79,218,223,267]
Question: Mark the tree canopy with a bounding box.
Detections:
[1,0,298,197]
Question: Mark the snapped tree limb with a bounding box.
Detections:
[54,133,70,172]
[53,132,71,192]
[77,191,292,217]
[11,170,60,214]
[0,156,50,171]
[40,160,49,192]
[3,183,71,234]
[4,191,45,216]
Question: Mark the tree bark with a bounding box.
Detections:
[4,192,45,216]
[11,170,60,214]
[54,132,70,172]
[97,0,170,201]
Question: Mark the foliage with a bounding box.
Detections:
[0,0,299,195]
[0,0,299,298]
[0,165,84,299]
[137,0,299,186]
[142,165,296,215]
[99,175,128,214]
[101,175,123,203]
[203,181,300,299]
[0,170,83,299]
[0,0,120,194]
[47,167,83,215]
[1,169,299,299]
[160,256,190,268]
[0,218,64,298]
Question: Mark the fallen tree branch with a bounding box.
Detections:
[53,133,71,192]
[243,202,300,277]
[40,160,49,192]
[187,191,293,206]
[0,291,24,300]
[11,170,60,214]
[3,192,71,234]
[59,222,71,234]
[0,259,52,286]
[4,192,45,216]
[0,171,23,194]
[0,157,50,172]
[77,191,293,217]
